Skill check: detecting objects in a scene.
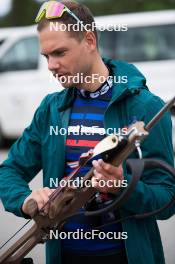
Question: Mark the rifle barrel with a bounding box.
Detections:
[145,96,175,131]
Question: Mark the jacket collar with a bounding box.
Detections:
[57,58,148,111]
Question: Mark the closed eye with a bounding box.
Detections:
[41,49,67,59]
[52,50,67,57]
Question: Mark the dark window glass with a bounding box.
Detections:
[99,24,175,62]
[0,39,5,46]
[0,36,39,72]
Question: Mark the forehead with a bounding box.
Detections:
[38,23,77,53]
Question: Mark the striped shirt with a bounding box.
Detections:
[62,78,125,255]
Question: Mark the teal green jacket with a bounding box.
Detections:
[0,58,175,264]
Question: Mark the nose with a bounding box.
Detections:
[47,56,60,72]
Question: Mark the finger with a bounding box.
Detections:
[38,189,51,214]
[43,188,56,202]
[98,159,123,179]
[22,189,52,216]
[37,189,50,203]
[93,169,105,181]
[92,160,109,178]
[43,187,55,197]
[24,193,44,212]
[98,159,118,174]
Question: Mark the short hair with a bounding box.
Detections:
[37,0,98,43]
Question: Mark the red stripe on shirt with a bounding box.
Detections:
[66,139,99,147]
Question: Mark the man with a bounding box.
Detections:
[0,1,174,264]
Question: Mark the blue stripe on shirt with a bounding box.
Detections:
[74,99,109,108]
[71,113,104,121]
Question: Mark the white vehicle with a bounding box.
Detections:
[0,26,60,145]
[0,10,174,146]
[96,10,175,149]
[96,10,175,101]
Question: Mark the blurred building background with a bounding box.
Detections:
[0,0,175,27]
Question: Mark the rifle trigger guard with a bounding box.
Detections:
[84,159,145,217]
[84,159,175,219]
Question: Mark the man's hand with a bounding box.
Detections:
[22,187,55,216]
[92,159,124,194]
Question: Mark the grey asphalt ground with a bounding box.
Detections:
[0,150,175,264]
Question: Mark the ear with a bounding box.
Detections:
[84,31,97,52]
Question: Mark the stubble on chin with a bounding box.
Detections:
[58,81,76,89]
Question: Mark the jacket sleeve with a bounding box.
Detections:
[0,95,49,218]
[122,94,175,220]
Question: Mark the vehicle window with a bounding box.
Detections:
[0,39,5,46]
[99,24,175,62]
[0,36,39,72]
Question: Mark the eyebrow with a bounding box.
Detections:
[41,48,68,57]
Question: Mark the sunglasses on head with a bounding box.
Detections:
[35,0,84,27]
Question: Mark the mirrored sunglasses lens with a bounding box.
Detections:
[46,2,65,18]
